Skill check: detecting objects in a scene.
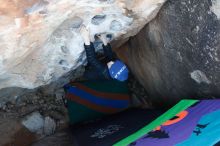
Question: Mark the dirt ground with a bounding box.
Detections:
[0,72,151,146]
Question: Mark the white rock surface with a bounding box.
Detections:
[190,70,211,84]
[43,116,56,136]
[211,0,220,20]
[22,112,57,136]
[22,112,44,133]
[0,0,166,90]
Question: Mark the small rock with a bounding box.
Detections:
[48,111,65,121]
[17,102,26,107]
[190,70,211,84]
[55,89,65,103]
[43,117,56,136]
[39,99,45,104]
[1,104,7,111]
[7,103,14,109]
[22,112,44,134]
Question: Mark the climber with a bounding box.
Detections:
[63,25,131,126]
[80,25,129,81]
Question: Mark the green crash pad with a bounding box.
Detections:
[114,100,198,146]
[64,80,131,124]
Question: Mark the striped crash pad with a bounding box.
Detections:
[64,80,130,124]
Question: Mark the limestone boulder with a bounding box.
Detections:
[127,0,220,107]
[0,0,166,90]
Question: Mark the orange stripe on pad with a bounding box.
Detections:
[71,83,130,101]
[66,93,125,114]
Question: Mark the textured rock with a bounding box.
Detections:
[22,112,44,133]
[0,0,166,90]
[127,0,220,107]
[22,112,57,136]
[43,116,56,136]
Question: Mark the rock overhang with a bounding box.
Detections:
[0,0,166,90]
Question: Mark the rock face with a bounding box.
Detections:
[0,0,166,90]
[22,112,44,133]
[127,0,220,107]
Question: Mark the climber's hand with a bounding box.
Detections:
[97,34,110,46]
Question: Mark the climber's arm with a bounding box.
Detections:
[84,43,111,79]
[102,43,115,61]
[98,34,115,61]
[84,43,105,70]
[81,25,111,79]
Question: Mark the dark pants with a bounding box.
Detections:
[83,43,115,80]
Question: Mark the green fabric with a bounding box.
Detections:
[113,100,198,146]
[66,80,130,124]
[67,99,105,124]
[82,80,128,94]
